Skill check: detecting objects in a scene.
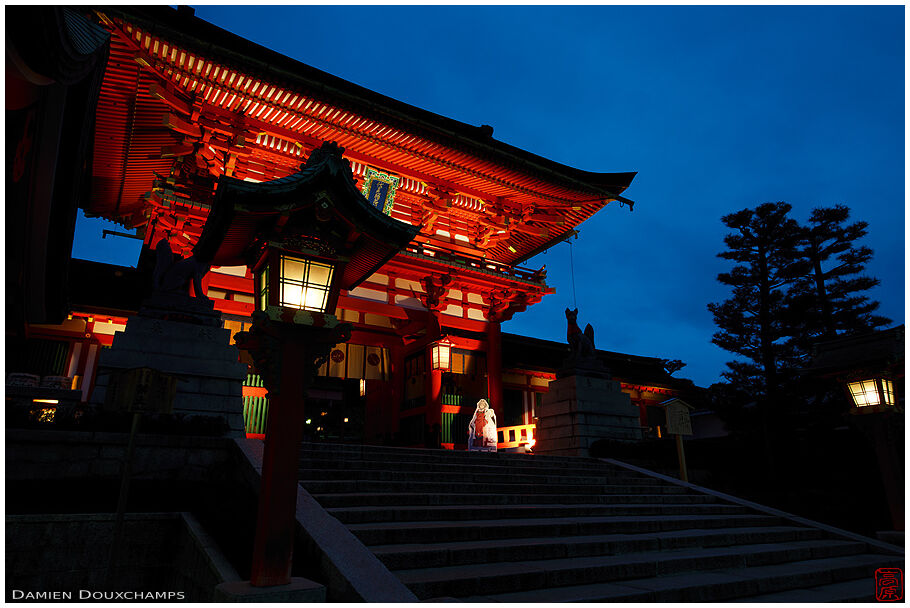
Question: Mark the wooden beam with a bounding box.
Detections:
[148,83,192,116]
[510,223,549,238]
[162,113,202,138]
[159,143,195,158]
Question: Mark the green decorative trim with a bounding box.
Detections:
[243,395,269,435]
[263,305,339,327]
[361,167,400,215]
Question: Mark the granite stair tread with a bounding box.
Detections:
[310,491,719,507]
[346,513,781,532]
[300,479,692,495]
[729,577,878,602]
[395,539,867,586]
[369,526,829,569]
[460,553,899,602]
[299,466,661,485]
[369,525,827,556]
[328,501,749,523]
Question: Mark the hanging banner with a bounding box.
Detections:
[361,167,400,215]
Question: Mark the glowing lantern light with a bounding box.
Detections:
[255,252,337,314]
[430,337,454,371]
[846,378,895,409]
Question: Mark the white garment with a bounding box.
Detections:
[468,405,497,452]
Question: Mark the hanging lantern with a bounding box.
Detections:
[254,249,339,316]
[430,337,454,372]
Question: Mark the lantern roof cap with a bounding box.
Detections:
[805,325,904,376]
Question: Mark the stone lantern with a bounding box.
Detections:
[194,141,418,588]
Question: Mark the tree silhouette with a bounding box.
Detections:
[784,205,890,354]
[708,202,804,402]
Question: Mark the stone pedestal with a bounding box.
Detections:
[214,578,326,602]
[535,372,641,457]
[90,295,247,436]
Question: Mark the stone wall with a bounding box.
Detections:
[5,512,240,601]
[5,429,234,484]
[90,315,247,436]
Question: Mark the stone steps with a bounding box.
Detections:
[311,492,719,508]
[298,466,662,485]
[729,578,879,602]
[301,479,691,495]
[398,539,870,599]
[462,553,899,602]
[298,453,637,475]
[297,442,902,601]
[369,526,828,570]
[328,502,751,524]
[300,443,594,464]
[346,514,784,546]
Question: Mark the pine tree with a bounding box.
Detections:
[785,205,890,353]
[708,202,804,402]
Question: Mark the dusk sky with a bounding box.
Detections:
[73,5,905,388]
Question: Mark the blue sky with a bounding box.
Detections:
[73,5,905,388]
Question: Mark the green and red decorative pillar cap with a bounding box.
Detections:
[262,305,339,328]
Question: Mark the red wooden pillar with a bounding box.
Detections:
[486,320,503,413]
[388,342,405,441]
[236,316,351,587]
[637,400,648,427]
[249,338,307,587]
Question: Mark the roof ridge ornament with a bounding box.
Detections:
[303,140,346,170]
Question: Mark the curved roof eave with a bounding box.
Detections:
[105,5,636,198]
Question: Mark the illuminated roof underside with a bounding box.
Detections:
[88,6,636,266]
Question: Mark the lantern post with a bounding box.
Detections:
[192,142,419,589]
[842,372,903,531]
[235,242,352,586]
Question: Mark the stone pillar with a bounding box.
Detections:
[535,371,641,458]
[90,294,247,436]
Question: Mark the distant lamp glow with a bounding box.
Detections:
[359,378,366,397]
[847,378,895,409]
[430,337,454,371]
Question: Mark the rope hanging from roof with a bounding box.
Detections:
[566,237,578,310]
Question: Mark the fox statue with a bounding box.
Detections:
[565,308,595,358]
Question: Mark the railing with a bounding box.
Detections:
[496,424,536,449]
[401,245,546,284]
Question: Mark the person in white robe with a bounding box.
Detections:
[468,399,497,452]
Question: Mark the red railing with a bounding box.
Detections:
[497,423,536,449]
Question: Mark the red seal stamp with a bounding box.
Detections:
[876,567,903,602]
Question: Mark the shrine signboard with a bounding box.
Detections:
[665,400,693,436]
[660,398,695,483]
[105,367,177,414]
[361,167,400,216]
